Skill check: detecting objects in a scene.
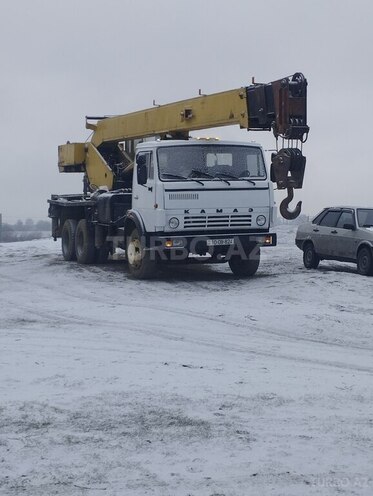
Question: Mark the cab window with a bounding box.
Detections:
[137,151,154,180]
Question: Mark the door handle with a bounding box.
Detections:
[331,230,338,234]
[313,228,319,232]
[134,195,139,199]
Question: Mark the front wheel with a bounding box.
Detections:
[126,228,157,279]
[228,246,260,277]
[303,243,320,269]
[357,247,373,276]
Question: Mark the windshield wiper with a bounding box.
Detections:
[186,168,230,185]
[161,172,204,185]
[215,172,235,179]
[187,178,205,185]
[161,173,188,180]
[213,176,230,185]
[239,176,256,185]
[189,168,215,179]
[215,172,256,186]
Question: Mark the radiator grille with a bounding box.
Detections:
[168,193,199,200]
[183,214,252,229]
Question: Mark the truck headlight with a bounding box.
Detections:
[256,215,266,226]
[169,217,179,229]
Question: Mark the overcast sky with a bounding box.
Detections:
[1,0,372,222]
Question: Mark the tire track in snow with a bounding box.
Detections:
[1,270,372,354]
[1,292,373,376]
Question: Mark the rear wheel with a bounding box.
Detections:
[126,228,157,279]
[75,219,96,264]
[228,246,260,277]
[61,219,77,261]
[357,247,373,276]
[303,243,320,269]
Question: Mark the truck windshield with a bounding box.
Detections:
[157,145,266,182]
[357,208,373,227]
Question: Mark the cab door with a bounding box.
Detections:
[132,151,156,230]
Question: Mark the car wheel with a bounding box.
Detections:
[303,242,320,269]
[357,247,373,276]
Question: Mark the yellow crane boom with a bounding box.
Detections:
[58,72,309,219]
[88,88,250,146]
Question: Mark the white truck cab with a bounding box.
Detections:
[122,139,276,277]
[132,139,274,234]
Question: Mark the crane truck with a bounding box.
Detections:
[48,72,309,279]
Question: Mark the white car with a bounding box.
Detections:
[295,207,373,275]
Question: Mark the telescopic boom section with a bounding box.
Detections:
[58,72,309,219]
[87,72,308,145]
[88,88,250,146]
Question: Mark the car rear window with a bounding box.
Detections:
[357,209,373,227]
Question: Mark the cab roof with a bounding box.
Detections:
[136,138,262,149]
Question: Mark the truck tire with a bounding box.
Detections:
[357,246,373,276]
[126,228,157,279]
[303,242,320,269]
[228,246,260,277]
[75,219,96,264]
[61,219,77,261]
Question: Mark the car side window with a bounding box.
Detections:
[336,211,354,228]
[313,210,327,224]
[319,210,341,227]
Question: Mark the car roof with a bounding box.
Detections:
[322,206,372,211]
[312,206,373,221]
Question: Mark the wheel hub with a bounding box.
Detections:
[127,238,142,268]
[305,250,312,263]
[361,255,368,269]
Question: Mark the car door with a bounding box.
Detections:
[331,209,359,260]
[302,209,326,252]
[315,209,342,256]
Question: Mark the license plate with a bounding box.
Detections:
[206,238,234,246]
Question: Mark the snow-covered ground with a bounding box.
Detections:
[1,225,372,496]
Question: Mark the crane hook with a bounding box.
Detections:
[279,187,302,220]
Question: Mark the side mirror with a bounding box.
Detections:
[136,155,148,185]
[343,223,356,230]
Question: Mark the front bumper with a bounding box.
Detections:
[146,231,277,254]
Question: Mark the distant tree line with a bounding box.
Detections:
[0,219,51,242]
